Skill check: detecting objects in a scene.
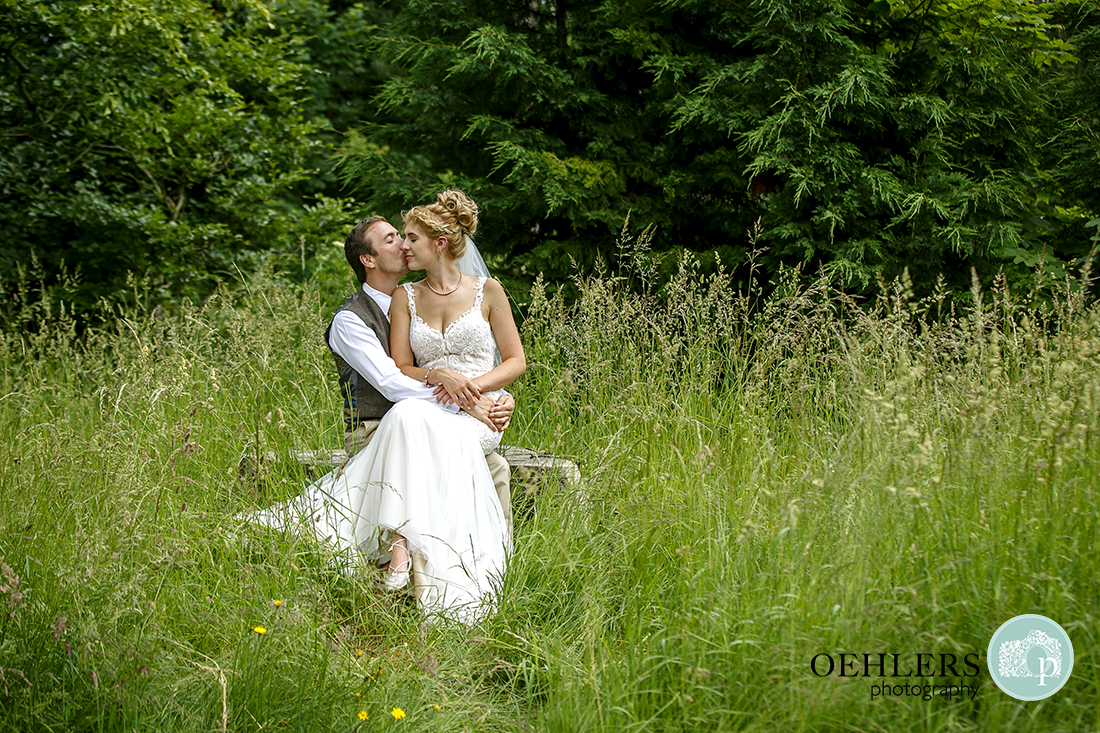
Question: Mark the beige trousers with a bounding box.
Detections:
[344,419,513,539]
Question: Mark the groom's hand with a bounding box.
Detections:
[463,395,500,431]
[489,393,514,432]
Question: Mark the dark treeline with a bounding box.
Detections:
[2,0,1098,320]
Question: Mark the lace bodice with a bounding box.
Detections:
[404,277,497,380]
[403,277,501,454]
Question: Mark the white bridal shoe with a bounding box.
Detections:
[383,539,411,592]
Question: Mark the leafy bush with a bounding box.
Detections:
[0,0,335,316]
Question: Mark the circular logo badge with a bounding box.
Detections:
[988,614,1074,701]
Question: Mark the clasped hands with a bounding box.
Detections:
[429,367,512,432]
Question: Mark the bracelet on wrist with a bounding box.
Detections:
[423,368,432,386]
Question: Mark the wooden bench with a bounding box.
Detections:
[239,445,582,494]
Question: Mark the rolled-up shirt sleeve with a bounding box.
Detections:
[328,310,458,413]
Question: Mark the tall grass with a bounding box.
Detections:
[1,240,1097,732]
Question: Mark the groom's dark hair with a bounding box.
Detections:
[345,215,387,284]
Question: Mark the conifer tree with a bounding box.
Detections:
[336,0,1090,295]
[335,0,759,291]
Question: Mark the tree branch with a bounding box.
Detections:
[169,183,187,222]
[106,144,170,207]
[2,48,45,126]
[901,0,939,67]
[3,48,73,128]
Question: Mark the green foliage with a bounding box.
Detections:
[333,0,1097,299]
[1040,1,1100,269]
[664,0,1093,290]
[333,0,756,297]
[269,0,397,200]
[3,0,1097,317]
[271,0,393,134]
[0,0,334,315]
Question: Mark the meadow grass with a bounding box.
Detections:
[1,247,1097,732]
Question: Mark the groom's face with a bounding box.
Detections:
[363,221,409,278]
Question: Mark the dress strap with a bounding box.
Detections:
[402,282,417,320]
[473,276,486,309]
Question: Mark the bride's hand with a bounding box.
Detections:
[430,368,482,407]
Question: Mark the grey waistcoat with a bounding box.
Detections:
[325,289,394,430]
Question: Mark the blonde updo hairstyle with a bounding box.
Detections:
[402,189,479,260]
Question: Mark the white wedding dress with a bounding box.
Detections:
[248,277,508,623]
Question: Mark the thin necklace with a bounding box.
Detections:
[426,275,461,296]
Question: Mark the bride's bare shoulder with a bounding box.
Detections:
[482,277,510,313]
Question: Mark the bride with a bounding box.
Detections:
[250,190,525,623]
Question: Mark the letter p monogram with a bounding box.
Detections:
[1038,657,1057,686]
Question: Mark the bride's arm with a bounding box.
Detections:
[471,278,526,393]
[388,286,420,380]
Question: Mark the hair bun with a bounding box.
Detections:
[437,189,479,237]
[403,189,479,261]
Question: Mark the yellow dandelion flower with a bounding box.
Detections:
[433,704,440,711]
[273,599,282,607]
[358,710,368,720]
[390,707,406,720]
[355,691,361,698]
[357,650,364,658]
[253,626,267,634]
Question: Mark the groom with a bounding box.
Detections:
[326,215,516,534]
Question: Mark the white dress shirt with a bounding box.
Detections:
[327,282,459,414]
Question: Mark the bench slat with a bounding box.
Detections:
[240,445,581,489]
